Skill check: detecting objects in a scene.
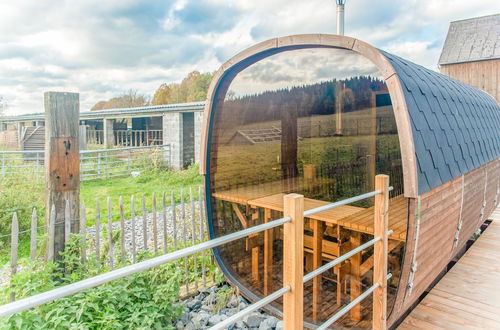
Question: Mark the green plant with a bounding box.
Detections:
[213,286,234,313]
[0,234,184,329]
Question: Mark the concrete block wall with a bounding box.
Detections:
[163,112,183,170]
[194,111,203,165]
[162,110,204,171]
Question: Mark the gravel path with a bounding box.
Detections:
[178,284,282,330]
[86,203,206,256]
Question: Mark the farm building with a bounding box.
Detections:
[200,34,500,328]
[439,14,500,102]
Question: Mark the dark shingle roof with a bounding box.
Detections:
[439,14,500,65]
[381,51,500,194]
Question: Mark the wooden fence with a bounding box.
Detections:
[5,186,216,301]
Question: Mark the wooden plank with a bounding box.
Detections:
[349,231,361,321]
[152,193,158,256]
[283,194,304,329]
[263,208,273,295]
[119,196,125,263]
[398,213,500,329]
[95,200,101,265]
[107,197,114,269]
[130,195,137,263]
[10,212,18,302]
[373,175,389,330]
[80,201,87,262]
[311,218,324,322]
[30,208,37,260]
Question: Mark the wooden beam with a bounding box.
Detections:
[360,240,400,275]
[44,92,80,262]
[312,219,324,322]
[251,207,260,281]
[264,208,273,295]
[283,193,304,329]
[231,203,248,228]
[373,174,390,330]
[350,231,362,321]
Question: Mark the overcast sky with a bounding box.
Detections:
[0,0,498,116]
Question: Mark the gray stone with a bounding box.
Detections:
[184,322,196,330]
[235,321,247,329]
[180,312,189,323]
[259,316,278,329]
[186,298,201,310]
[244,313,265,328]
[194,311,211,327]
[208,314,228,326]
[227,295,239,308]
[201,304,214,312]
[275,320,284,330]
[176,320,185,329]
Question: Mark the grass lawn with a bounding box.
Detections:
[0,165,204,262]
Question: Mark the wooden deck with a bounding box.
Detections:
[398,205,500,329]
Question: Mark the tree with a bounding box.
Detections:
[91,90,149,110]
[152,71,213,105]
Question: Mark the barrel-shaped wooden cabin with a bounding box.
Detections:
[199,34,500,328]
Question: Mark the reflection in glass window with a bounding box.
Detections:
[207,48,406,327]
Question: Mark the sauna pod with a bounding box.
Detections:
[199,34,500,328]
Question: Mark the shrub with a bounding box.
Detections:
[0,234,184,329]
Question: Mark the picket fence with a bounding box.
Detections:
[6,186,216,301]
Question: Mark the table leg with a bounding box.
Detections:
[312,219,324,322]
[350,232,361,321]
[251,207,259,282]
[264,208,273,295]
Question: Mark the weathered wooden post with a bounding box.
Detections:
[373,174,389,330]
[45,92,80,261]
[283,193,304,329]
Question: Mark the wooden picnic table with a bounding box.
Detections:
[212,184,408,322]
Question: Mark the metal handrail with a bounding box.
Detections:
[210,286,291,330]
[0,144,170,155]
[0,216,291,318]
[304,186,393,217]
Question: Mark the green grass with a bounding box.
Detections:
[0,165,203,262]
[80,165,203,226]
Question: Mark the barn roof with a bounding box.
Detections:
[382,50,500,193]
[438,14,500,65]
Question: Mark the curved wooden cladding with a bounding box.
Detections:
[389,158,500,326]
[199,34,419,198]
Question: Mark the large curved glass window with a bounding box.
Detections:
[207,48,407,327]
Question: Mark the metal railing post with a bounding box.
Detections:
[373,174,389,330]
[283,193,304,329]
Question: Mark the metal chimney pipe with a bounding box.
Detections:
[336,0,345,36]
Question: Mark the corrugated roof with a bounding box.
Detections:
[382,50,500,194]
[439,14,500,65]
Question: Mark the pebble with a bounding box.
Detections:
[178,284,281,329]
[86,203,204,256]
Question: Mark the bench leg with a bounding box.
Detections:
[264,208,273,295]
[251,207,260,282]
[312,219,324,322]
[252,247,259,281]
[350,232,362,321]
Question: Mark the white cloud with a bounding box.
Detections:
[0,0,499,115]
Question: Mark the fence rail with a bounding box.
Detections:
[0,175,392,329]
[0,144,171,180]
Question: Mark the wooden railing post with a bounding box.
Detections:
[283,193,304,329]
[373,174,389,330]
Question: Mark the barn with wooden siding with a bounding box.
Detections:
[200,34,500,328]
[439,14,500,102]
